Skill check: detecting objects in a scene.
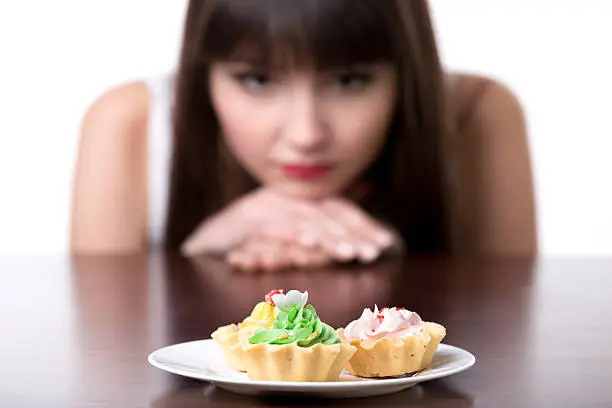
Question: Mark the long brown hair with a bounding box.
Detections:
[165,0,450,253]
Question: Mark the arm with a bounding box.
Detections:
[459,78,538,256]
[70,82,149,254]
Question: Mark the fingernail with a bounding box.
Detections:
[294,254,309,267]
[377,232,394,247]
[298,232,317,247]
[336,243,355,259]
[360,246,380,262]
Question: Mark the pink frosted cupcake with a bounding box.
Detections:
[338,306,446,377]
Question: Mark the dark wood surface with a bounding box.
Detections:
[2,254,611,407]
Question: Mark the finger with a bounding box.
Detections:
[227,238,273,272]
[294,207,361,262]
[260,192,369,261]
[254,223,301,243]
[285,244,311,268]
[242,191,307,243]
[318,200,395,263]
[265,192,363,257]
[266,193,342,246]
[226,249,244,266]
[290,224,355,262]
[262,198,355,261]
[305,248,331,267]
[288,244,330,268]
[319,200,380,262]
[244,237,293,272]
[319,235,359,263]
[326,199,395,248]
[285,244,330,268]
[240,255,262,273]
[227,250,258,273]
[257,246,288,272]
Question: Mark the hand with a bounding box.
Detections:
[181,188,398,262]
[293,196,400,263]
[181,188,314,256]
[226,235,331,272]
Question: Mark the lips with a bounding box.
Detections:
[281,163,334,180]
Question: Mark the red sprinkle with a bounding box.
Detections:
[265,289,284,306]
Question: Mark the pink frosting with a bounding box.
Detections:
[343,305,424,340]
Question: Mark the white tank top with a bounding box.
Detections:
[144,73,175,248]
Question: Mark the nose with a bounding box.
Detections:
[283,87,329,153]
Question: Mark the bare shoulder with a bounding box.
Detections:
[81,81,149,143]
[448,72,530,164]
[449,72,526,135]
[71,81,151,253]
[77,80,150,186]
[446,72,537,256]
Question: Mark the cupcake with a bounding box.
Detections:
[211,289,282,371]
[338,306,446,377]
[242,290,357,382]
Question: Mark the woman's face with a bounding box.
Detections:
[210,61,398,200]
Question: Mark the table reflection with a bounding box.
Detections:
[150,380,475,407]
[70,255,156,406]
[163,256,415,341]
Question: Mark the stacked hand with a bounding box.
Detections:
[181,188,399,271]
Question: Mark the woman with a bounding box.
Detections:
[71,0,537,270]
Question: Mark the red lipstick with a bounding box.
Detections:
[281,164,333,180]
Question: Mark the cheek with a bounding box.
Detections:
[210,82,274,167]
[331,93,396,164]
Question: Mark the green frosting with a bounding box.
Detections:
[248,304,341,347]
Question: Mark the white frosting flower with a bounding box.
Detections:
[271,289,309,310]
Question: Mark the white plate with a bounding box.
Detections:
[148,339,475,399]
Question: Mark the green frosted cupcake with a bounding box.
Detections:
[242,289,357,382]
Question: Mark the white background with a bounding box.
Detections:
[0,0,610,255]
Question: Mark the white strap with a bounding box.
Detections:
[145,74,174,248]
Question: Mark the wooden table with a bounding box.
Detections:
[2,254,611,407]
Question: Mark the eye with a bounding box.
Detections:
[232,71,274,92]
[331,72,374,90]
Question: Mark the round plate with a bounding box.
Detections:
[148,339,475,398]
